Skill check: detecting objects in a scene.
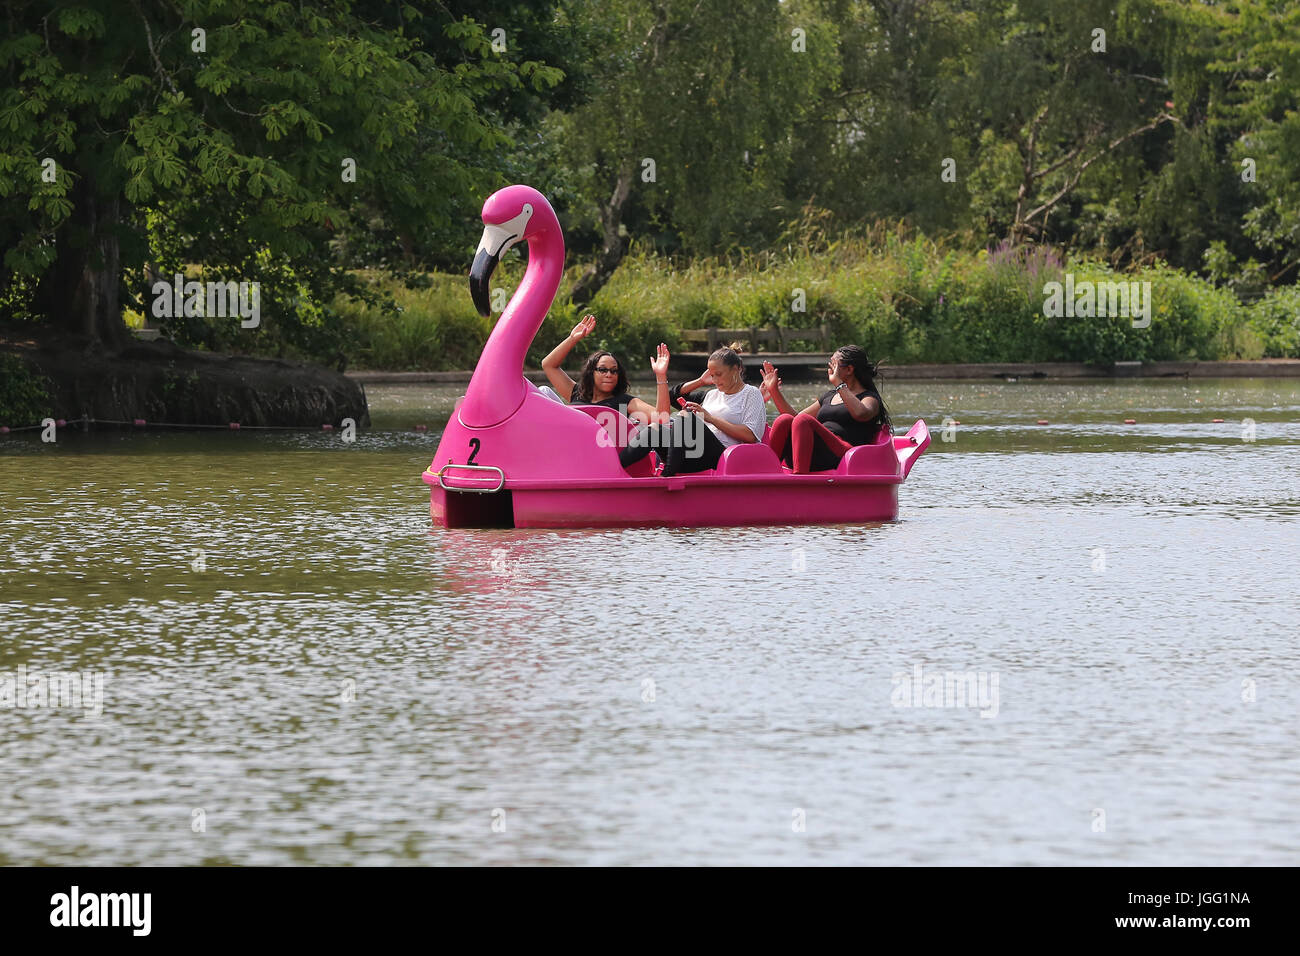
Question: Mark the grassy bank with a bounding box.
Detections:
[329,236,1299,371]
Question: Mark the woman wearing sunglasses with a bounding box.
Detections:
[541,314,671,423]
[761,345,892,474]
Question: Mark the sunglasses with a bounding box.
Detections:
[594,366,620,374]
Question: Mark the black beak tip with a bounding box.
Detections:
[469,248,498,318]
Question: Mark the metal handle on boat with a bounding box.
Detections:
[434,463,505,493]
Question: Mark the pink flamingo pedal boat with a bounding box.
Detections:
[423,185,930,528]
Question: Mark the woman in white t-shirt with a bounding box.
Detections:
[618,347,767,476]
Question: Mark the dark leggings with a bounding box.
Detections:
[767,412,854,473]
[618,413,727,476]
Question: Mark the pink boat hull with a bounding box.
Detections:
[423,393,930,529]
[435,478,902,528]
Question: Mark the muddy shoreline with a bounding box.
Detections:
[3,338,369,429]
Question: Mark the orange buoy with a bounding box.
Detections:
[1036,419,1049,425]
[1212,418,1224,423]
[1123,418,1137,424]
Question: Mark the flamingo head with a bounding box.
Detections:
[469,185,560,318]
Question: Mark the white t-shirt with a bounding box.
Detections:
[701,384,767,447]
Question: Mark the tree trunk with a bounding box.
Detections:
[568,161,635,307]
[33,170,129,350]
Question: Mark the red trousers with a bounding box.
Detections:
[767,413,854,473]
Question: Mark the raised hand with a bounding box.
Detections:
[760,361,781,395]
[827,357,844,387]
[570,314,596,341]
[650,342,670,377]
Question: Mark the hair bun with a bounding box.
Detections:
[708,344,745,371]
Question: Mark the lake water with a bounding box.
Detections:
[1,377,1297,865]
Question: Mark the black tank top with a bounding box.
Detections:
[817,387,884,445]
[570,384,634,413]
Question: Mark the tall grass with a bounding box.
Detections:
[334,270,493,370]
[331,238,1296,370]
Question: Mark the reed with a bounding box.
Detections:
[331,238,1294,370]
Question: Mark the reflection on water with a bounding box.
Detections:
[1,379,1297,864]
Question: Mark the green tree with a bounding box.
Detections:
[783,0,980,235]
[329,0,596,274]
[557,0,829,304]
[956,0,1181,247]
[0,0,561,351]
[1211,0,1300,285]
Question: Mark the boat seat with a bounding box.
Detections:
[836,428,900,478]
[715,442,784,476]
[573,403,627,431]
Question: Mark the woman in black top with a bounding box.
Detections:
[761,345,892,473]
[540,314,670,421]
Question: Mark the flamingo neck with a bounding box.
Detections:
[460,228,566,427]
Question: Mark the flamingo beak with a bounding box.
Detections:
[469,206,533,318]
[469,245,499,318]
